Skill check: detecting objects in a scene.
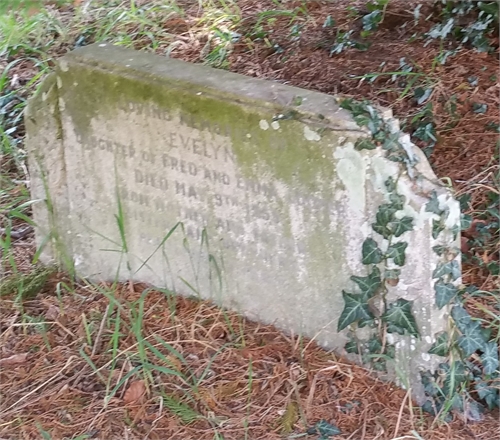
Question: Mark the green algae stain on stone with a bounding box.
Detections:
[57,63,339,193]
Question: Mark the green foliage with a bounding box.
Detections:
[354,137,376,151]
[337,291,373,331]
[330,29,370,55]
[386,242,407,266]
[307,419,342,439]
[434,281,458,308]
[457,321,486,356]
[428,332,450,356]
[425,190,444,215]
[360,0,389,37]
[383,299,420,337]
[391,217,414,237]
[481,342,499,375]
[426,216,500,416]
[0,265,56,299]
[433,260,460,280]
[361,238,383,264]
[338,98,421,374]
[427,1,499,53]
[350,267,381,298]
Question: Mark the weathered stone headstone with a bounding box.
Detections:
[26,44,461,404]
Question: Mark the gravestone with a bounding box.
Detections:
[26,44,461,404]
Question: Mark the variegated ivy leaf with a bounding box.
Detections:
[391,216,414,237]
[382,298,420,337]
[337,291,373,331]
[386,242,408,266]
[434,281,458,309]
[481,342,499,376]
[350,267,381,298]
[361,238,383,264]
[457,321,486,356]
[428,332,450,357]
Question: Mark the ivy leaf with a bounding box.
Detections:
[373,129,387,143]
[426,190,443,215]
[344,339,359,354]
[382,132,401,151]
[385,177,396,192]
[385,344,395,359]
[361,238,383,264]
[367,336,383,353]
[337,291,373,331]
[350,267,381,298]
[432,245,447,256]
[421,371,441,398]
[475,380,499,410]
[428,332,450,356]
[461,213,473,230]
[357,318,376,328]
[481,342,499,375]
[386,242,408,266]
[435,281,458,309]
[451,305,472,333]
[375,204,398,227]
[414,87,433,105]
[457,321,486,356]
[432,219,445,239]
[387,149,407,163]
[354,137,377,150]
[433,261,461,281]
[390,216,414,237]
[315,419,342,437]
[372,223,392,239]
[383,299,420,337]
[389,193,405,210]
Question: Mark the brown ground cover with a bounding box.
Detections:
[1,1,498,439]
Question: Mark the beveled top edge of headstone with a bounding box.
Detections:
[60,43,365,132]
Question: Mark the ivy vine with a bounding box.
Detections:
[421,194,499,419]
[339,97,499,418]
[338,98,420,372]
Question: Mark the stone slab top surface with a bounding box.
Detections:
[61,43,362,132]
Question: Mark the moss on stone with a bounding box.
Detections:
[57,63,345,193]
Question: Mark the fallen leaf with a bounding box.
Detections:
[165,354,182,372]
[123,380,146,404]
[0,353,28,367]
[45,304,60,320]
